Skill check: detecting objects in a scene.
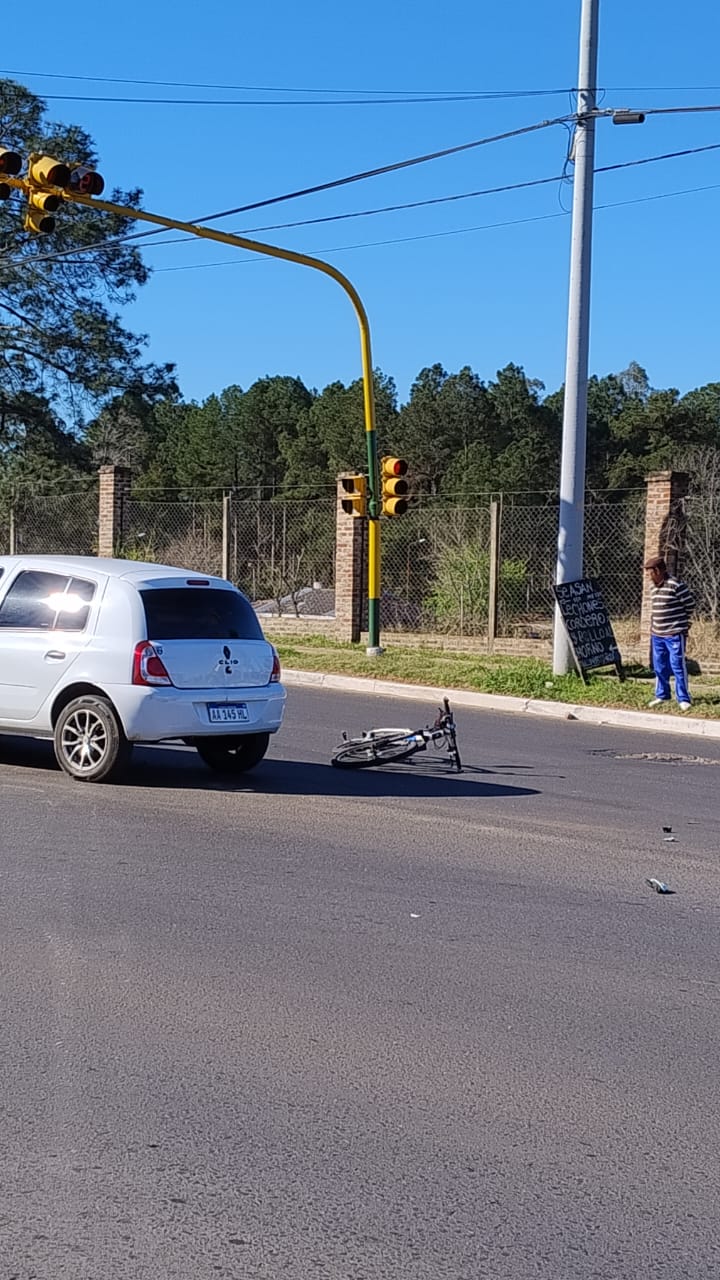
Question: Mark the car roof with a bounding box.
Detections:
[0,554,231,587]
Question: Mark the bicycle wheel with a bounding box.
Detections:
[446,727,463,772]
[331,732,418,769]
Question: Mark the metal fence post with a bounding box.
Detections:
[9,500,16,555]
[222,492,231,581]
[487,500,500,652]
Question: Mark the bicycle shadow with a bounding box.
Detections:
[0,737,540,800]
[255,759,539,800]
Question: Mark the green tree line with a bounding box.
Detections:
[5,360,720,503]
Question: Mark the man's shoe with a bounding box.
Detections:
[679,701,692,712]
[648,698,669,708]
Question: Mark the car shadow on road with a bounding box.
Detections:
[0,738,540,800]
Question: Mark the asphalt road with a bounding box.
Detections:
[2,687,720,1280]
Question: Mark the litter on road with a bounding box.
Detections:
[646,878,674,894]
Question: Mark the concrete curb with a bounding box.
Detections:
[282,668,720,740]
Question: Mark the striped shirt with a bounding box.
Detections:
[650,576,695,637]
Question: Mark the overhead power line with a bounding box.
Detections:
[2,112,717,279]
[222,141,720,237]
[24,138,718,262]
[112,114,578,224]
[25,91,549,107]
[4,67,720,98]
[148,181,720,271]
[7,143,719,279]
[65,138,718,253]
[0,111,576,272]
[635,103,720,117]
[0,68,575,98]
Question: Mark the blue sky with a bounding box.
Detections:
[3,0,719,405]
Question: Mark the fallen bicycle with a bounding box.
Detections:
[331,697,462,772]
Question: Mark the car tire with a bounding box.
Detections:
[54,696,132,783]
[192,732,270,775]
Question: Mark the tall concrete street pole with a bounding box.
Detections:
[552,0,599,674]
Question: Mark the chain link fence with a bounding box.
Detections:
[0,481,662,651]
[498,493,646,643]
[671,494,720,660]
[0,486,98,556]
[682,495,720,622]
[122,492,337,613]
[381,501,491,633]
[380,492,646,641]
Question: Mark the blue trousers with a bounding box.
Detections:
[651,633,691,704]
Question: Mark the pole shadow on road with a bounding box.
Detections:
[0,737,540,800]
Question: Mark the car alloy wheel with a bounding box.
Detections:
[54,696,131,782]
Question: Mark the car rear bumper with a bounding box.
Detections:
[108,682,287,742]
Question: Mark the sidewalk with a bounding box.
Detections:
[283,668,720,740]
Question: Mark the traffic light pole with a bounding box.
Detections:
[4,178,384,652]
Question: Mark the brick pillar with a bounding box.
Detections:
[640,470,689,645]
[334,474,366,643]
[98,465,132,558]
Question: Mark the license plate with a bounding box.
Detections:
[207,703,249,724]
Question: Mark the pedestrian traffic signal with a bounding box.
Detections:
[68,165,105,196]
[340,474,367,517]
[381,457,409,516]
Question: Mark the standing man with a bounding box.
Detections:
[645,554,695,710]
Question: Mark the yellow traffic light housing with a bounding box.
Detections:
[24,189,61,234]
[341,474,367,517]
[381,457,409,516]
[28,155,71,188]
[23,154,105,233]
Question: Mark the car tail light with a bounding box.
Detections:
[270,647,281,683]
[132,641,173,687]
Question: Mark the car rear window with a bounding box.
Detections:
[140,587,263,641]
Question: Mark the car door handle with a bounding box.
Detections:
[44,649,66,661]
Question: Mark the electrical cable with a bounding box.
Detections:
[0,69,576,99]
[2,124,717,279]
[0,111,576,270]
[30,91,551,107]
[4,68,720,97]
[9,137,716,271]
[147,181,720,272]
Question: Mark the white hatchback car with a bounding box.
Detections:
[0,555,286,782]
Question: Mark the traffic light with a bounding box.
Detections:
[0,148,22,175]
[23,154,105,233]
[28,155,71,188]
[68,165,105,196]
[25,190,62,234]
[0,147,22,201]
[381,457,410,516]
[340,474,367,517]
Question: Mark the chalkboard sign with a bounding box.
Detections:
[553,578,625,682]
